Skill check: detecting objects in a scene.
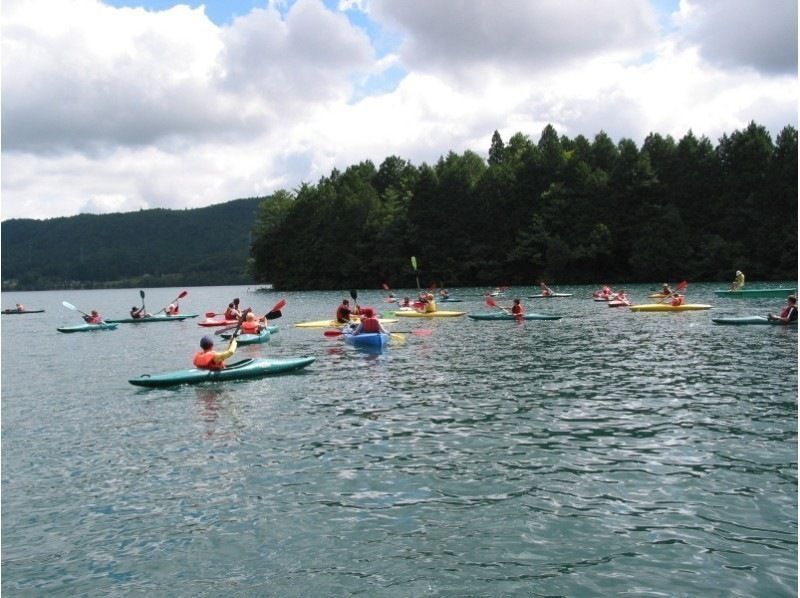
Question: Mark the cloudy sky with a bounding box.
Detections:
[2,0,797,220]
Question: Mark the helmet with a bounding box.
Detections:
[200,335,214,349]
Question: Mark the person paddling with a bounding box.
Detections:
[166,302,180,315]
[351,307,388,335]
[539,282,553,297]
[669,292,684,307]
[768,295,798,324]
[193,335,237,370]
[660,283,673,296]
[240,312,263,335]
[510,298,524,316]
[224,302,241,320]
[83,309,104,324]
[130,305,150,319]
[336,299,352,324]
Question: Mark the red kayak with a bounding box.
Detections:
[198,317,239,327]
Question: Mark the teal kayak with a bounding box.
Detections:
[57,323,118,333]
[714,288,796,298]
[711,316,797,326]
[219,329,271,345]
[468,312,562,321]
[105,314,198,323]
[129,356,315,388]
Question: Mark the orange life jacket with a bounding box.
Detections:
[241,320,260,334]
[193,350,224,370]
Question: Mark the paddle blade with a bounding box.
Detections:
[382,283,390,290]
[410,256,417,271]
[350,289,358,302]
[178,290,188,299]
[676,280,688,291]
[139,290,145,299]
[264,310,282,320]
[486,297,498,307]
[62,301,78,311]
[270,299,286,313]
[324,329,343,337]
[205,312,219,317]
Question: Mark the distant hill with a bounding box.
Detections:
[1,197,264,290]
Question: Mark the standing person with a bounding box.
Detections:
[539,282,553,297]
[730,270,745,291]
[768,295,798,324]
[83,310,104,324]
[193,335,237,370]
[336,299,352,324]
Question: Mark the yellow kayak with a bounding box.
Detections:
[630,304,712,312]
[393,310,466,318]
[295,318,398,328]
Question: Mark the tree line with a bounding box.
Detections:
[250,122,797,290]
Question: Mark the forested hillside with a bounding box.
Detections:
[2,197,262,290]
[251,122,797,290]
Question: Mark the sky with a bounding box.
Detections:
[1,0,797,221]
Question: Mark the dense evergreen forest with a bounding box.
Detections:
[251,122,797,290]
[2,198,261,290]
[2,122,796,292]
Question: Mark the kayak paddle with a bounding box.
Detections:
[411,256,420,290]
[486,297,510,313]
[226,308,252,346]
[140,289,146,312]
[62,300,89,317]
[156,290,188,314]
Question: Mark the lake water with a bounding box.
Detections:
[2,283,797,596]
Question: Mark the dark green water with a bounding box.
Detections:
[2,284,797,596]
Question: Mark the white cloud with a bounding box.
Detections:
[1,0,796,221]
[676,0,797,75]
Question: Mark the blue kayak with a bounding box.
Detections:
[343,331,391,348]
[129,356,315,387]
[57,323,118,333]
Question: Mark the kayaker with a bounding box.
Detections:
[661,283,673,296]
[130,306,150,319]
[351,307,388,335]
[730,270,745,291]
[224,303,241,320]
[615,290,630,305]
[510,298,524,316]
[768,295,798,324]
[193,335,237,370]
[83,309,103,324]
[15,303,24,312]
[166,302,180,315]
[336,299,352,324]
[423,292,437,313]
[439,289,450,300]
[241,312,263,334]
[539,282,553,297]
[669,292,684,307]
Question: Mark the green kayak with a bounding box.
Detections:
[468,312,562,321]
[129,356,315,388]
[711,316,797,326]
[105,314,198,323]
[57,323,119,333]
[218,328,274,345]
[713,288,796,298]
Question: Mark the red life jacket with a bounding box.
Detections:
[336,305,351,323]
[361,317,381,333]
[511,304,523,315]
[671,296,684,306]
[193,350,224,370]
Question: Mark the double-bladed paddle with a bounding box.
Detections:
[155,290,188,314]
[215,299,286,335]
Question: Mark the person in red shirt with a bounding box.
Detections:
[336,299,352,324]
[193,335,237,370]
[670,293,684,307]
[510,298,524,315]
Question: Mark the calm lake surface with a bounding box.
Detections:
[2,283,797,596]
